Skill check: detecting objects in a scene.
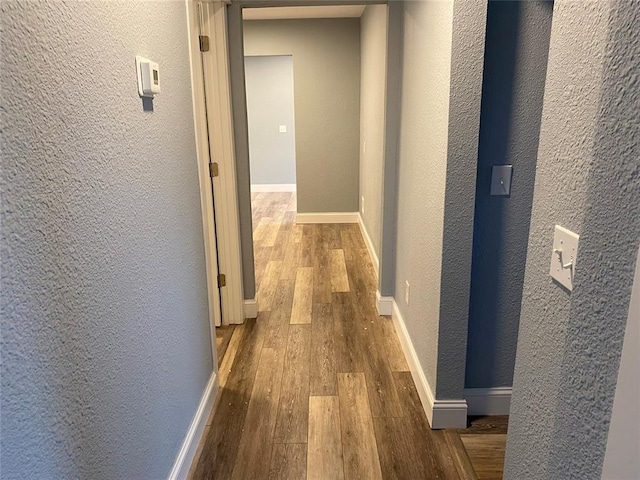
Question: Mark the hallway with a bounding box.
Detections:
[191,193,484,479]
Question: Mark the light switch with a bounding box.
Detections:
[490,165,513,196]
[279,125,287,133]
[550,225,579,291]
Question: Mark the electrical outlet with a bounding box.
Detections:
[361,196,365,214]
[405,281,410,306]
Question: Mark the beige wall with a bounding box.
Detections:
[244,19,361,213]
[359,5,387,257]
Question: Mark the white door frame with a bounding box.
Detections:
[186,0,245,328]
[185,0,223,355]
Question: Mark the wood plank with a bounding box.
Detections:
[264,279,295,350]
[215,325,236,365]
[313,241,332,304]
[280,237,301,281]
[270,211,294,262]
[373,415,443,479]
[262,219,280,248]
[291,267,313,324]
[340,224,366,262]
[445,430,479,480]
[377,316,409,372]
[269,443,307,480]
[346,304,403,419]
[332,292,365,373]
[254,246,273,287]
[326,224,342,249]
[432,430,463,480]
[192,317,268,479]
[253,216,273,247]
[274,325,311,443]
[310,303,338,396]
[216,322,245,390]
[307,396,344,480]
[231,347,286,480]
[258,260,283,312]
[392,372,452,477]
[299,225,314,267]
[337,372,383,480]
[460,434,507,480]
[330,249,350,292]
[292,224,304,243]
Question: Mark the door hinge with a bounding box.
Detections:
[217,273,226,288]
[209,161,219,178]
[199,35,210,53]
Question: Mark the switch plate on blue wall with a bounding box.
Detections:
[490,165,513,196]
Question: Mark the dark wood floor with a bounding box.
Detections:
[459,416,508,479]
[215,325,236,365]
[191,192,506,479]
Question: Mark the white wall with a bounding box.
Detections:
[359,5,388,257]
[245,55,296,187]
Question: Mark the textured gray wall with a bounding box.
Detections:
[393,0,486,400]
[465,1,553,389]
[505,0,640,478]
[602,247,640,479]
[245,55,296,185]
[394,0,455,395]
[0,2,213,478]
[434,0,487,400]
[359,5,387,257]
[243,18,361,213]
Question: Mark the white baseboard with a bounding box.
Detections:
[358,213,380,280]
[376,291,393,316]
[295,212,359,224]
[251,184,296,192]
[243,297,258,319]
[391,299,467,429]
[168,372,219,480]
[464,387,512,416]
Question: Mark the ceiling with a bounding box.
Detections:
[242,5,366,20]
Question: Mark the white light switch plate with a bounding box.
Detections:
[550,225,579,291]
[279,125,287,133]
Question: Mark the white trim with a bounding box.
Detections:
[464,387,512,416]
[243,297,258,319]
[391,299,468,429]
[201,2,245,325]
[250,184,297,192]
[168,372,219,480]
[186,1,223,334]
[295,212,359,224]
[358,213,380,280]
[376,291,393,316]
